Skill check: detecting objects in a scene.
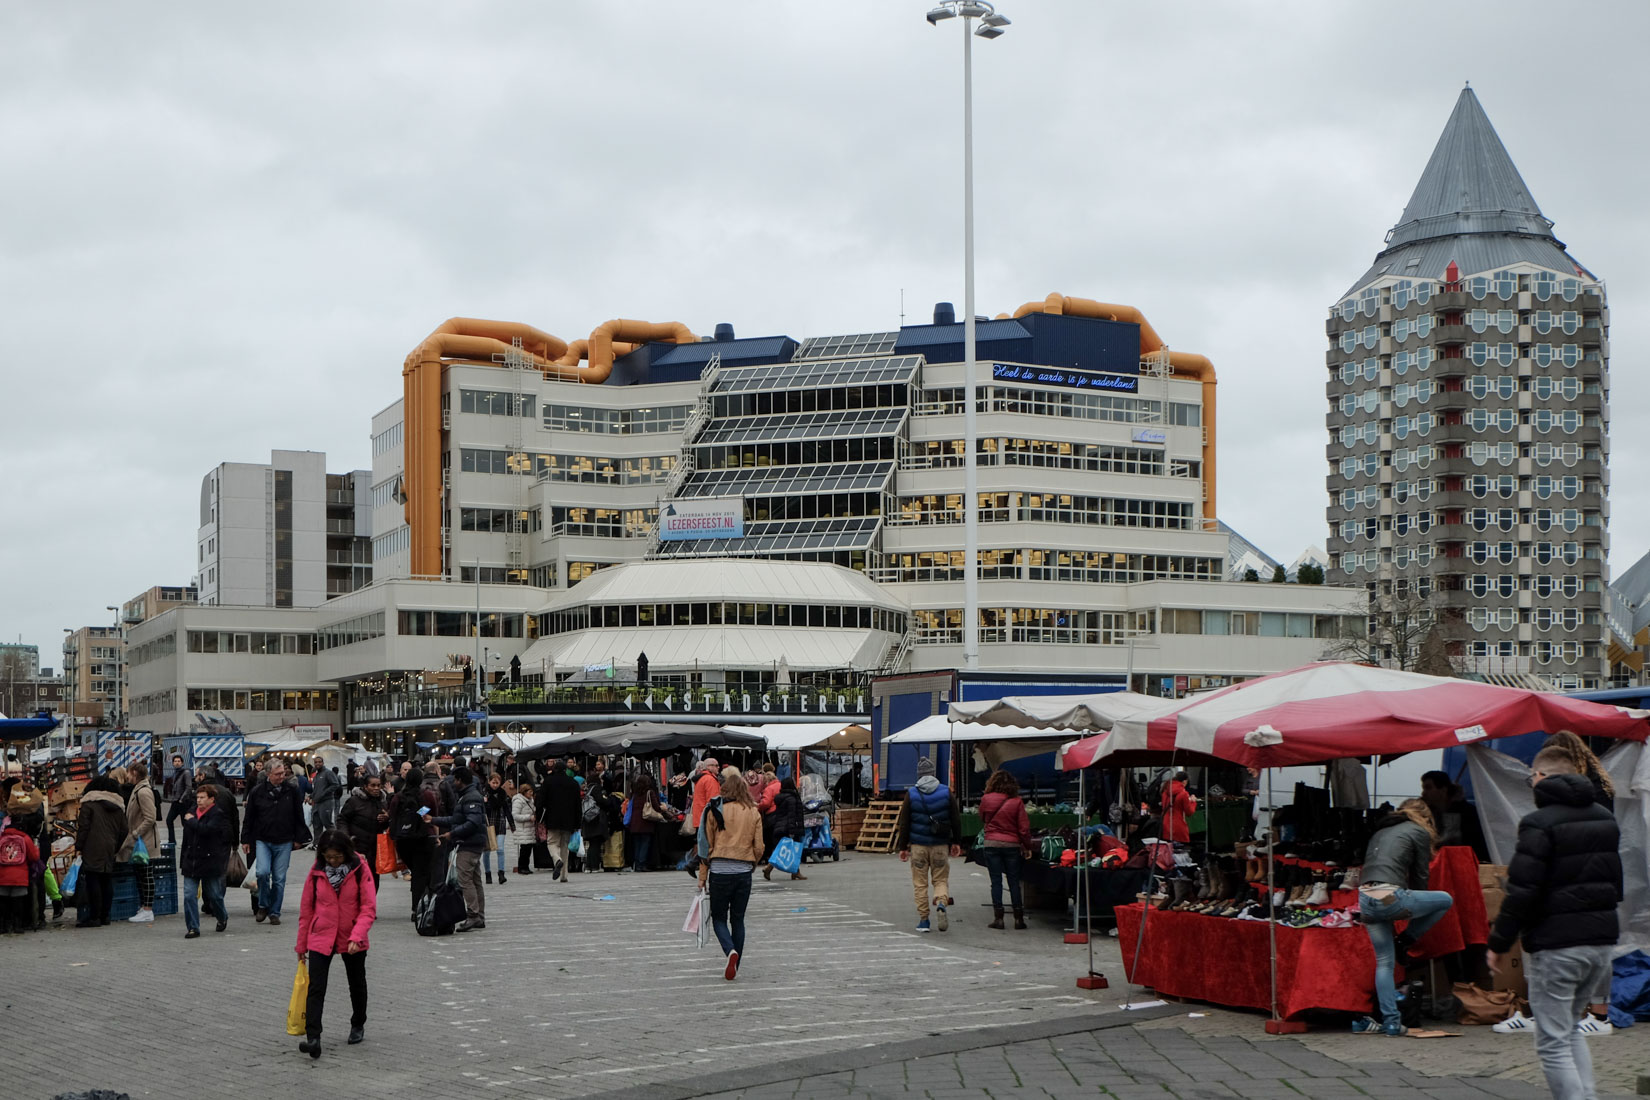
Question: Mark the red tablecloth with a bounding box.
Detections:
[1116,903,1380,1018]
[1115,846,1491,1018]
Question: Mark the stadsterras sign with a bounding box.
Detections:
[658,497,744,541]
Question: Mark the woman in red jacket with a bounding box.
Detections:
[978,770,1033,930]
[294,829,378,1058]
[1160,770,1197,846]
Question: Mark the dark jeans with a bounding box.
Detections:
[306,949,367,1038]
[631,832,652,872]
[396,836,437,915]
[708,870,753,957]
[165,799,190,844]
[984,846,1024,910]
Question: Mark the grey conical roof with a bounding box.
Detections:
[1344,87,1588,296]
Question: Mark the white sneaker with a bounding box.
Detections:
[1492,1010,1533,1034]
[1576,1015,1613,1036]
[127,908,155,924]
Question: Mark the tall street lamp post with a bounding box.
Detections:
[926,1,1009,671]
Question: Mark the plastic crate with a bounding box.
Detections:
[110,858,178,920]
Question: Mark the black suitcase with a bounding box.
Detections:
[415,882,467,936]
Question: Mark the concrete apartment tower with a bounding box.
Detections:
[1326,87,1610,688]
[196,450,373,607]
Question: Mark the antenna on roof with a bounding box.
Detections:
[899,288,905,326]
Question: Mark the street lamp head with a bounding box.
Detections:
[981,12,1010,27]
[957,1,992,15]
[974,22,1006,38]
[925,6,956,24]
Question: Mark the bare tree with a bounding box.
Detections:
[1321,576,1465,673]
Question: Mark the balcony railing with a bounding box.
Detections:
[347,680,870,726]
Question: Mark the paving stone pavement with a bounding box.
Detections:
[0,852,1642,1100]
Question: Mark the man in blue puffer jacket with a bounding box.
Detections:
[895,757,962,933]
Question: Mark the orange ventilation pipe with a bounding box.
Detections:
[1009,293,1218,521]
[401,316,696,577]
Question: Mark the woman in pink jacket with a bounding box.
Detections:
[295,828,378,1058]
[978,770,1033,930]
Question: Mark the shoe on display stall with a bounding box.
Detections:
[1341,866,1362,890]
[1492,1010,1534,1034]
[1576,1015,1613,1036]
[1304,882,1330,907]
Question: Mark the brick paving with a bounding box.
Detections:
[0,851,1641,1100]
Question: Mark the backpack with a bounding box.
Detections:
[0,832,26,867]
[581,794,602,824]
[392,791,427,839]
[415,852,469,936]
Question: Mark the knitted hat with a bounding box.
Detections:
[916,757,937,778]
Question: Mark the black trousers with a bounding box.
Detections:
[395,837,436,915]
[306,949,367,1037]
[79,871,113,924]
[165,799,190,843]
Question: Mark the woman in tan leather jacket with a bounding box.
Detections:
[698,772,765,980]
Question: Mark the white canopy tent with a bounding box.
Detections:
[947,691,1174,732]
[886,715,1073,770]
[726,723,870,752]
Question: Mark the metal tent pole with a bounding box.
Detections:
[1264,765,1305,1033]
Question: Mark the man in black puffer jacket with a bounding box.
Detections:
[433,767,489,932]
[1487,748,1621,1100]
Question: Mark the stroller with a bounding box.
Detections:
[799,774,839,863]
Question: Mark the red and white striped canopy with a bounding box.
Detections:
[1090,661,1648,768]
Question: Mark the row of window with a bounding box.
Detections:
[459,507,542,533]
[1341,511,1594,539]
[540,602,906,636]
[536,453,675,485]
[919,387,1203,427]
[317,612,386,651]
[370,479,401,509]
[1160,609,1337,639]
[397,610,526,638]
[870,549,1222,585]
[696,438,900,470]
[371,422,402,456]
[186,688,341,712]
[1462,575,1599,600]
[910,608,1156,646]
[186,630,317,655]
[456,564,556,588]
[1467,641,1601,664]
[457,388,534,417]
[1343,441,1602,478]
[548,506,657,539]
[711,384,910,419]
[128,635,177,667]
[543,404,690,435]
[130,687,342,716]
[1465,607,1601,632]
[892,491,1196,530]
[1334,272,1589,321]
[904,438,1184,478]
[373,526,411,559]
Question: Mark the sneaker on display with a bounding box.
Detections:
[1576,1015,1613,1036]
[1492,1010,1534,1034]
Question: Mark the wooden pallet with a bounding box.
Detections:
[853,798,904,853]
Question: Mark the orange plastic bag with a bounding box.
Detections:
[376,833,404,874]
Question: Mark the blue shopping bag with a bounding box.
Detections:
[770,837,802,875]
[60,858,81,897]
[131,837,149,864]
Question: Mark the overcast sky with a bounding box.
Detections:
[4,2,1647,669]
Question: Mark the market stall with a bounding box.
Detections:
[726,723,870,844]
[1093,662,1648,1028]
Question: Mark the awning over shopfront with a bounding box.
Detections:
[885,715,1070,769]
[726,723,869,752]
[947,691,1172,732]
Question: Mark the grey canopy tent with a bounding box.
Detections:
[516,722,766,760]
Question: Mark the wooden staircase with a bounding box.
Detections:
[852,797,904,853]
